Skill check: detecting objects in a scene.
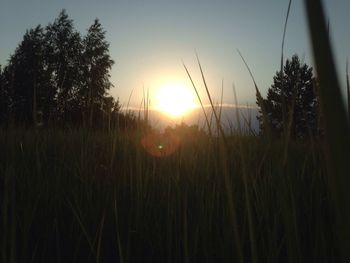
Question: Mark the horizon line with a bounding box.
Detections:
[120,103,258,112]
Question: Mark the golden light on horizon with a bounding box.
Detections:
[155,83,196,118]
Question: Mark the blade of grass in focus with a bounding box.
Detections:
[126,88,134,115]
[280,0,294,166]
[237,49,271,138]
[195,54,226,140]
[304,1,350,262]
[218,80,224,128]
[183,62,212,136]
[185,56,244,262]
[346,58,350,120]
[232,83,242,135]
[280,0,292,134]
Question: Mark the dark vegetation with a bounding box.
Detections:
[0,130,336,263]
[0,10,138,130]
[257,55,321,138]
[1,1,350,262]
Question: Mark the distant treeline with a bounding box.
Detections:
[0,9,327,137]
[0,10,140,130]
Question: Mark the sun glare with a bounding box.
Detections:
[155,84,196,117]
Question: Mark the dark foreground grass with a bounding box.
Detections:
[0,129,338,262]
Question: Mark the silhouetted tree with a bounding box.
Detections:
[6,26,48,126]
[80,19,114,128]
[257,55,319,138]
[0,66,3,119]
[0,65,10,125]
[0,10,125,130]
[45,9,83,125]
[0,65,15,126]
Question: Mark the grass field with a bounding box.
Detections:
[0,129,339,262]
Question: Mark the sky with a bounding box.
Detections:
[1,0,350,110]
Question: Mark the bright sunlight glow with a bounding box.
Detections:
[155,84,196,117]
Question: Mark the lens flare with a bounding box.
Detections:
[141,132,180,157]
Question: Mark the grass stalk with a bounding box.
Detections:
[280,0,292,134]
[114,197,124,263]
[346,58,350,120]
[218,80,224,129]
[195,54,226,140]
[232,83,242,134]
[304,1,350,262]
[66,198,96,259]
[126,88,134,115]
[183,63,212,136]
[96,210,106,263]
[237,49,271,137]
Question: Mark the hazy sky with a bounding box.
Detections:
[1,0,349,108]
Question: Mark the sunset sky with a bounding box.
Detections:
[1,0,349,111]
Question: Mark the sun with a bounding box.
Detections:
[155,83,196,117]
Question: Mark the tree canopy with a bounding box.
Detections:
[257,54,320,138]
[0,10,128,129]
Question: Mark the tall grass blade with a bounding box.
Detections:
[280,0,292,134]
[126,88,134,114]
[218,80,224,127]
[347,58,350,120]
[142,85,146,121]
[246,103,253,134]
[237,49,271,137]
[146,87,150,126]
[304,1,350,262]
[281,0,292,72]
[220,151,244,263]
[183,62,212,136]
[209,107,215,134]
[96,210,106,263]
[137,98,142,123]
[232,83,242,134]
[327,19,330,35]
[240,111,257,136]
[195,54,226,139]
[114,198,124,263]
[66,198,96,259]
